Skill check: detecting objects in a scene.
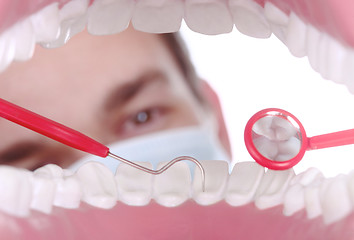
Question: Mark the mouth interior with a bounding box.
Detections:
[1,0,354,239]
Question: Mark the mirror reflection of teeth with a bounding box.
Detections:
[253,134,301,161]
[252,115,302,161]
[1,0,354,238]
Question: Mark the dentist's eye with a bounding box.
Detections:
[133,110,154,125]
[118,107,168,137]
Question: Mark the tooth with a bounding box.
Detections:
[275,137,301,161]
[229,0,271,39]
[132,0,183,33]
[184,0,233,35]
[87,0,134,35]
[193,160,229,205]
[255,169,294,209]
[76,162,118,209]
[304,180,323,219]
[34,164,81,209]
[253,116,275,140]
[283,184,305,216]
[264,2,289,43]
[321,175,352,224]
[153,161,191,207]
[34,164,64,178]
[225,162,264,206]
[63,169,74,176]
[325,35,347,83]
[13,19,36,61]
[317,34,329,80]
[0,166,32,217]
[31,172,56,214]
[53,175,82,209]
[290,167,323,186]
[115,162,153,206]
[30,3,60,43]
[272,116,298,141]
[306,25,321,73]
[285,168,322,216]
[285,12,307,57]
[342,50,354,92]
[0,30,15,72]
[347,170,354,212]
[41,0,88,48]
[253,135,278,160]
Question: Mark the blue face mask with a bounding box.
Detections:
[69,122,231,174]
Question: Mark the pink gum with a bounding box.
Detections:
[1,201,354,240]
[256,0,354,48]
[1,0,354,49]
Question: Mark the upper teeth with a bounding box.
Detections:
[1,160,353,226]
[0,0,353,91]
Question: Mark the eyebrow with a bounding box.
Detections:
[104,70,168,112]
[0,141,44,164]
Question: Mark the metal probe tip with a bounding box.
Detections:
[108,152,206,192]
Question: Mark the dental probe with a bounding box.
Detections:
[0,98,206,191]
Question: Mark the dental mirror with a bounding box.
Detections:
[244,108,354,170]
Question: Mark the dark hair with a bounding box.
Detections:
[159,32,204,104]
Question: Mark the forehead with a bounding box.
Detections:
[0,28,180,103]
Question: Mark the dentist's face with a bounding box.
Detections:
[0,28,210,170]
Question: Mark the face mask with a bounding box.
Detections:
[69,120,231,174]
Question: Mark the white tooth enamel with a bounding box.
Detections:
[285,12,307,57]
[34,164,81,209]
[290,167,323,186]
[348,170,354,203]
[229,0,271,39]
[264,2,288,43]
[34,164,64,178]
[343,50,354,92]
[0,166,32,217]
[154,161,191,207]
[193,160,229,205]
[272,116,297,141]
[306,25,321,73]
[275,137,301,161]
[0,30,15,72]
[253,116,275,139]
[305,186,322,219]
[41,0,88,48]
[76,162,118,209]
[283,183,304,216]
[12,19,35,61]
[225,162,264,206]
[53,175,82,209]
[321,175,352,224]
[115,162,153,206]
[132,0,183,33]
[87,0,134,35]
[253,136,278,159]
[317,34,328,80]
[184,0,233,35]
[30,3,60,43]
[283,167,322,216]
[255,169,294,209]
[31,172,56,214]
[63,169,74,176]
[324,35,347,83]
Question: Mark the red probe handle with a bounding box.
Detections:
[0,98,109,158]
[308,129,354,150]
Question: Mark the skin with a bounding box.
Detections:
[0,28,230,170]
